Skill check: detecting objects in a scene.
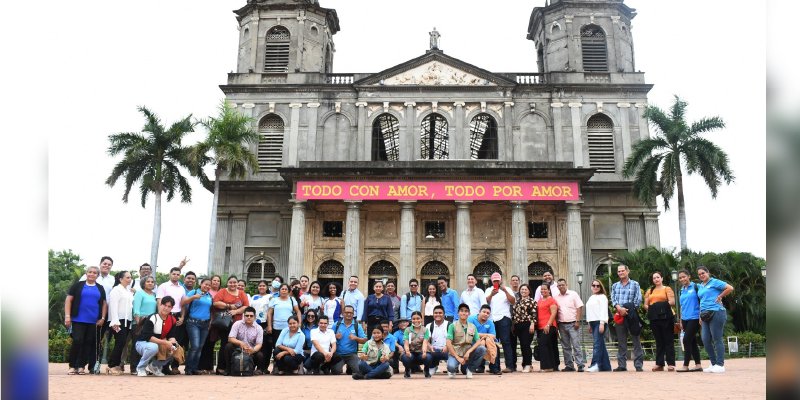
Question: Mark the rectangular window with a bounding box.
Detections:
[322,221,343,237]
[528,222,548,239]
[424,221,446,239]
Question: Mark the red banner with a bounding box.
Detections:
[295,181,579,201]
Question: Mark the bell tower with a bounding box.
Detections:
[527,0,637,74]
[233,0,340,74]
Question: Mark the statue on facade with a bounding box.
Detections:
[429,27,440,50]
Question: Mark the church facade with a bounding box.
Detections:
[213,0,659,298]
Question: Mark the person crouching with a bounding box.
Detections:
[134,296,178,377]
[352,326,393,380]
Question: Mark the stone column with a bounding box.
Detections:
[551,102,565,162]
[278,212,292,278]
[305,103,320,161]
[644,212,661,248]
[404,102,416,161]
[344,201,362,280]
[617,102,632,162]
[287,103,302,166]
[510,201,528,282]
[581,214,592,299]
[213,215,230,275]
[356,102,368,161]
[455,201,472,292]
[624,213,645,251]
[565,201,584,292]
[248,17,259,71]
[399,201,416,294]
[635,103,649,141]
[454,102,465,159]
[287,201,306,280]
[503,102,514,161]
[569,102,584,167]
[229,215,248,276]
[296,14,306,71]
[564,15,576,71]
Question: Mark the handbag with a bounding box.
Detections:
[699,310,714,322]
[532,344,540,361]
[212,310,233,330]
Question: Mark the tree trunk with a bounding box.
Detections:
[676,166,688,251]
[206,167,221,275]
[150,190,162,274]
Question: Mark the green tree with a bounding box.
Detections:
[106,106,196,269]
[188,101,259,272]
[48,249,85,329]
[623,96,734,250]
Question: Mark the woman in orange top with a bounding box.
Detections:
[644,271,676,371]
[535,283,559,372]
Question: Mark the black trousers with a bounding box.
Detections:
[514,322,533,367]
[259,328,281,371]
[304,352,342,372]
[223,343,265,374]
[537,329,558,370]
[651,318,676,366]
[107,322,130,368]
[215,325,233,372]
[681,319,701,366]
[68,322,97,369]
[273,349,305,372]
[168,314,188,371]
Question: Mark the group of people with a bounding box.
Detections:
[64,256,735,379]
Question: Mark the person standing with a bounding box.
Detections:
[181,278,213,375]
[554,278,585,372]
[536,283,559,372]
[533,270,558,302]
[182,271,197,293]
[585,280,612,372]
[64,266,107,375]
[508,274,522,369]
[106,271,134,375]
[385,281,401,326]
[677,270,703,372]
[459,274,486,316]
[644,271,677,371]
[445,303,487,379]
[437,276,459,322]
[79,256,114,373]
[341,276,365,328]
[322,282,342,323]
[400,279,424,321]
[421,283,441,326]
[697,266,734,373]
[299,275,310,296]
[611,264,644,372]
[300,281,324,315]
[266,283,302,372]
[362,281,394,334]
[485,272,516,373]
[155,267,188,374]
[512,283,537,373]
[132,263,157,294]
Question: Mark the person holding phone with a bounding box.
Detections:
[485,272,516,373]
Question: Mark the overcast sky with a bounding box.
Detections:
[39,0,765,275]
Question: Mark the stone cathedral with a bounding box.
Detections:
[212,0,659,298]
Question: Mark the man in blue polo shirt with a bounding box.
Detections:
[467,304,497,374]
[437,276,459,322]
[332,305,367,375]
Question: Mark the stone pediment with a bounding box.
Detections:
[380,61,493,86]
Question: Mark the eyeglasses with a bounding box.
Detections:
[244,315,255,318]
[409,284,418,287]
[591,284,600,287]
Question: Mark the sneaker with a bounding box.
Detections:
[352,373,364,380]
[136,368,148,377]
[404,369,411,378]
[448,372,455,379]
[562,366,576,372]
[613,367,627,372]
[710,365,726,373]
[586,365,599,372]
[703,365,716,373]
[297,366,305,375]
[466,369,473,379]
[428,367,437,376]
[147,364,165,377]
[635,367,644,372]
[578,366,584,372]
[522,366,531,373]
[502,368,515,373]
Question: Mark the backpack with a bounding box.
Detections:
[334,319,361,337]
[229,348,254,376]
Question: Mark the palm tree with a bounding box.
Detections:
[188,101,260,273]
[623,96,734,251]
[106,106,195,270]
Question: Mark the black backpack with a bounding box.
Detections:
[229,348,254,376]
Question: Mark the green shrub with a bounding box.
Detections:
[49,328,72,363]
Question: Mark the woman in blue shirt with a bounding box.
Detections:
[181,278,214,375]
[273,316,306,374]
[363,281,394,334]
[301,309,319,358]
[696,266,734,373]
[677,270,702,372]
[266,284,303,372]
[64,266,107,375]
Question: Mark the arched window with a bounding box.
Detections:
[581,25,608,72]
[367,260,398,295]
[258,115,284,172]
[420,261,449,289]
[247,258,276,282]
[317,260,344,292]
[420,114,449,159]
[264,26,290,73]
[469,114,498,159]
[527,261,553,290]
[473,261,501,291]
[587,114,615,173]
[371,114,400,161]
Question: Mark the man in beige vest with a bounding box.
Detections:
[445,303,487,379]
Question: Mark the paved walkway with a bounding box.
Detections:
[49,358,765,399]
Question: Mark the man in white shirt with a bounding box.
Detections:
[426,305,450,375]
[485,272,516,373]
[305,315,342,374]
[554,278,585,372]
[79,256,115,373]
[459,274,486,316]
[534,271,558,302]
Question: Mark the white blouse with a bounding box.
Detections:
[108,284,134,326]
[585,294,609,324]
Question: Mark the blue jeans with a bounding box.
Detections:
[447,346,487,373]
[428,348,449,370]
[135,341,173,371]
[589,321,612,371]
[358,360,391,379]
[185,319,210,373]
[491,317,514,371]
[701,309,727,366]
[401,352,432,370]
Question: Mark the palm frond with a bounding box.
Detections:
[622,137,669,178]
[689,117,726,135]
